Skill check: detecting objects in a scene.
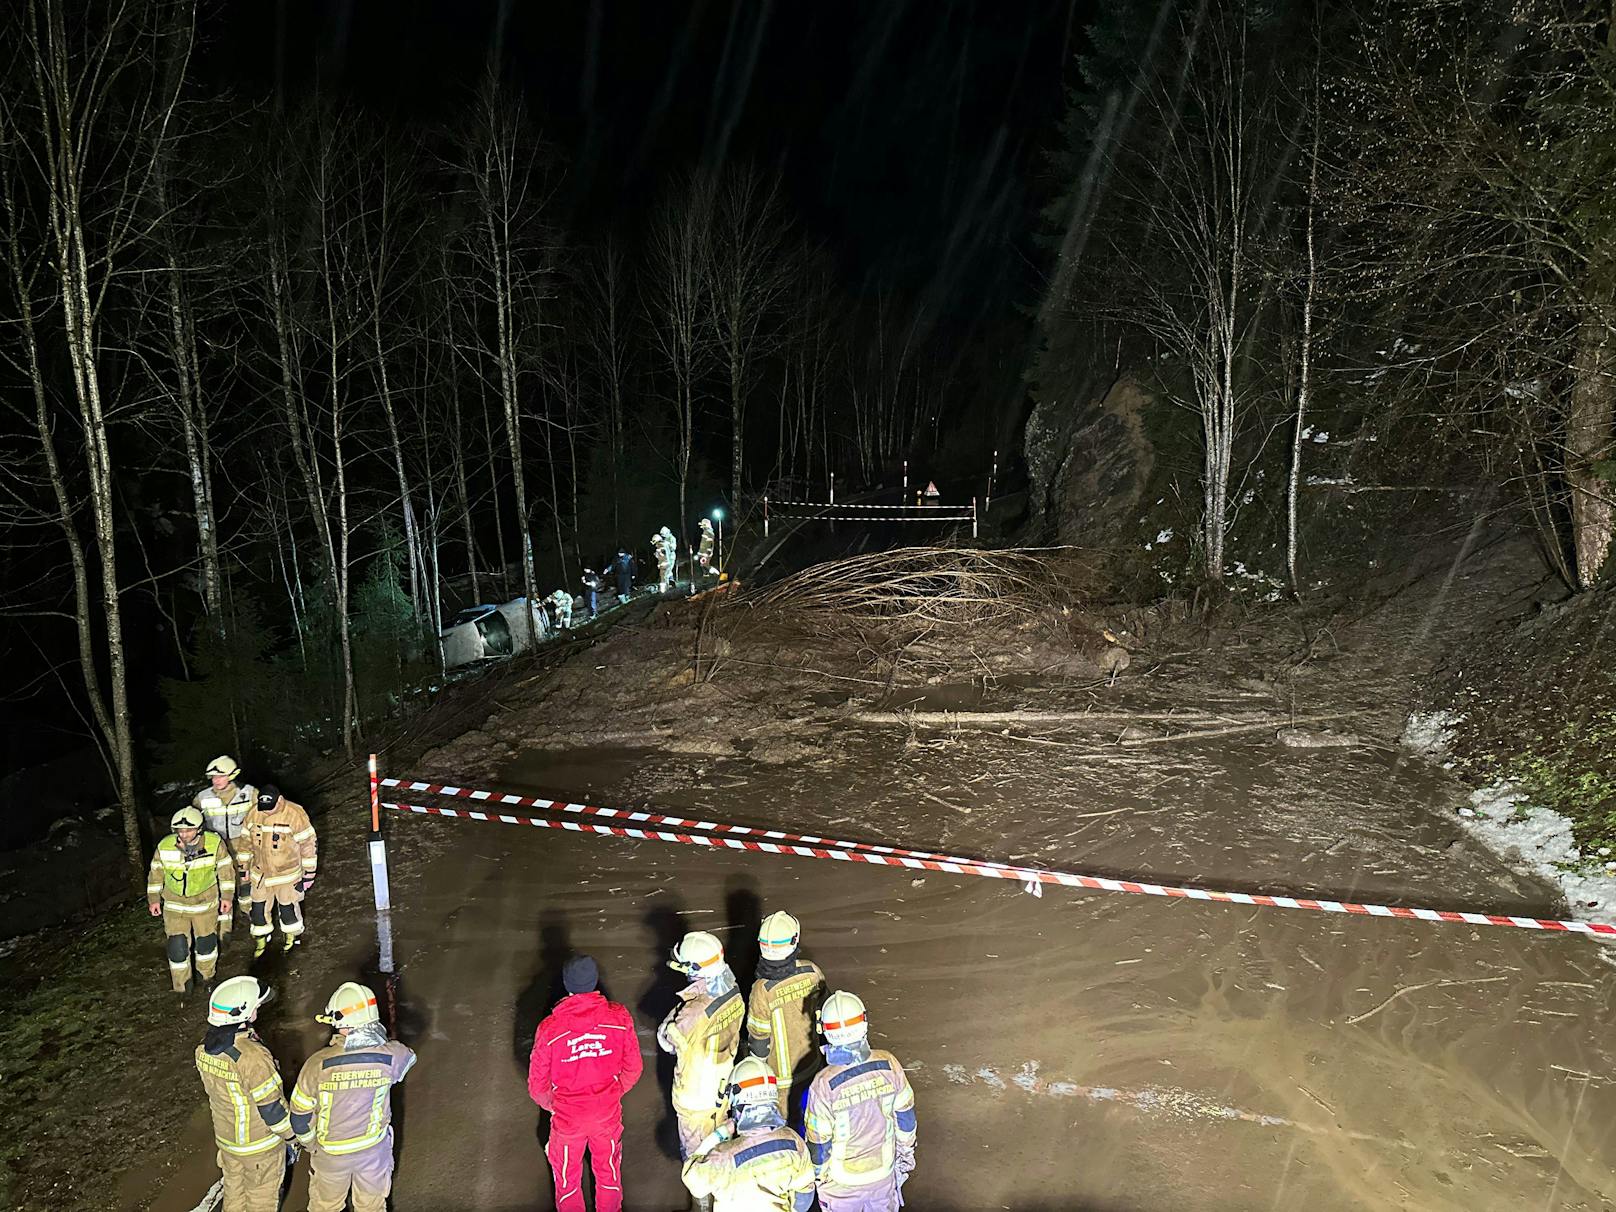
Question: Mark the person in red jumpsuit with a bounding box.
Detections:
[528,956,644,1212]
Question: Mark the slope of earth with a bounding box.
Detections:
[19,532,1615,1212]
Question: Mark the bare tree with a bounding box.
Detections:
[710,168,793,499]
[6,0,195,879]
[646,173,717,560]
[1088,10,1276,582]
[459,78,552,642]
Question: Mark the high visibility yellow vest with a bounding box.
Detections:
[155,831,224,901]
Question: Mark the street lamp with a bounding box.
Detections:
[711,508,724,575]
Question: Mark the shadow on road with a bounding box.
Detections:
[637,899,691,1162]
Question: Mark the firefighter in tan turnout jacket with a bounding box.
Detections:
[746,911,826,1123]
[147,807,234,996]
[195,976,295,1212]
[291,982,417,1212]
[658,930,746,1190]
[193,755,256,942]
[239,784,317,956]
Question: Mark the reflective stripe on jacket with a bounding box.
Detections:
[746,961,825,1089]
[290,1039,415,1155]
[195,782,257,842]
[804,1049,917,1190]
[663,982,744,1115]
[147,832,231,908]
[241,796,318,888]
[196,1030,293,1156]
[682,1127,815,1211]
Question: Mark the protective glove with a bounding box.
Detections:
[691,1123,734,1158]
[220,899,233,916]
[299,874,316,894]
[148,902,163,918]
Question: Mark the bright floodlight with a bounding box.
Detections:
[711,508,724,521]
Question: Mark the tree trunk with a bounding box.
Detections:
[1289,86,1320,597]
[1568,301,1615,589]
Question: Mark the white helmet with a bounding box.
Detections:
[757,911,800,961]
[700,517,714,532]
[316,981,380,1027]
[819,990,868,1045]
[208,975,273,1026]
[728,1056,780,1107]
[668,930,725,977]
[171,806,205,832]
[205,755,240,780]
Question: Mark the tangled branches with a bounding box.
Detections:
[734,547,1092,628]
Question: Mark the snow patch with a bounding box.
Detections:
[1456,782,1616,918]
[1400,710,1463,757]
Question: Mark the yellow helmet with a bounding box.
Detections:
[757,911,800,961]
[209,975,272,1026]
[205,755,240,781]
[728,1056,780,1107]
[171,806,205,831]
[668,930,725,977]
[819,990,868,1045]
[316,981,380,1027]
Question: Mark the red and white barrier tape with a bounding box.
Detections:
[771,501,967,512]
[772,513,974,524]
[380,780,1616,938]
[381,778,1026,871]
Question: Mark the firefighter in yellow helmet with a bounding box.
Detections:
[195,976,295,1211]
[657,930,745,1187]
[682,1056,815,1212]
[290,982,416,1212]
[194,755,257,945]
[746,910,825,1126]
[804,992,917,1212]
[239,784,318,957]
[147,806,234,998]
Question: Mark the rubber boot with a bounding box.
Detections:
[254,936,268,958]
[281,933,297,953]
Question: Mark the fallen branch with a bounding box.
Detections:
[1117,711,1368,745]
[850,709,1228,728]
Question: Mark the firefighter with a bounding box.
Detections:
[580,567,604,618]
[682,1056,815,1212]
[697,518,715,573]
[195,976,295,1212]
[291,982,416,1212]
[527,955,644,1212]
[746,910,825,1124]
[655,526,678,591]
[194,755,257,944]
[657,931,745,1175]
[239,784,318,957]
[547,587,574,631]
[147,806,234,998]
[804,991,917,1212]
[651,530,670,592]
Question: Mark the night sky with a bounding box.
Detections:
[204,0,1083,312]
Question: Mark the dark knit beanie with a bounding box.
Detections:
[563,955,599,994]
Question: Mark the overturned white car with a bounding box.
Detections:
[441,599,552,670]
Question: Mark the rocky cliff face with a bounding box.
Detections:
[1024,372,1157,546]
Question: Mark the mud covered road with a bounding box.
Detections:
[131,538,1616,1211]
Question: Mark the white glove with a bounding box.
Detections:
[692,1124,732,1158]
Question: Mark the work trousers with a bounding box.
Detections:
[675,1108,726,1162]
[218,1147,284,1212]
[546,1126,624,1212]
[249,881,305,940]
[307,1139,393,1212]
[817,1175,904,1212]
[163,901,218,992]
